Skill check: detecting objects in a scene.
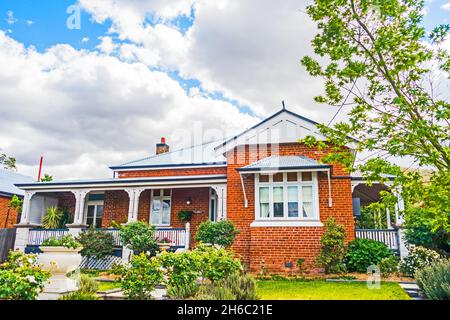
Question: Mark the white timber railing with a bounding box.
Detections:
[355,229,399,251]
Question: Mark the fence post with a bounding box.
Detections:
[14,226,31,252]
[185,222,190,250]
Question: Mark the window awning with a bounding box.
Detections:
[237,155,330,173]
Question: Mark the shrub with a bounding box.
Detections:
[316,217,347,274]
[116,253,164,300]
[61,274,100,300]
[399,245,443,277]
[379,256,399,277]
[346,238,393,273]
[42,206,63,229]
[41,234,81,249]
[178,210,193,222]
[415,260,450,300]
[167,283,199,300]
[60,291,101,300]
[194,274,259,300]
[78,228,115,262]
[119,221,158,256]
[195,221,239,247]
[196,244,243,282]
[0,251,50,300]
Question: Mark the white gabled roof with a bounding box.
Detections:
[214,108,357,155]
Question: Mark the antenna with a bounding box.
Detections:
[282,100,286,110]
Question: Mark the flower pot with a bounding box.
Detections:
[37,246,83,298]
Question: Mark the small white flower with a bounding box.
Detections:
[25,275,37,284]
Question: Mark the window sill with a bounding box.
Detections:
[250,220,324,227]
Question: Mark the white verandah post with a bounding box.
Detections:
[212,184,227,221]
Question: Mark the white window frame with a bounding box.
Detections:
[84,200,104,227]
[209,188,218,222]
[150,189,172,226]
[254,171,321,224]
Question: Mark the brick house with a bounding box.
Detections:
[13,108,407,272]
[0,169,33,228]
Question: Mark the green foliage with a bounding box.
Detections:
[158,245,242,299]
[60,291,101,300]
[119,221,158,255]
[78,228,115,260]
[8,195,23,212]
[415,260,450,300]
[399,245,443,277]
[404,206,450,252]
[0,251,50,300]
[316,218,347,274]
[116,253,164,300]
[379,256,400,277]
[40,174,53,182]
[297,258,305,273]
[0,152,17,170]
[302,0,450,251]
[195,274,259,300]
[178,210,193,222]
[41,234,81,249]
[78,274,99,294]
[346,239,394,273]
[42,206,64,229]
[195,220,239,247]
[196,244,243,282]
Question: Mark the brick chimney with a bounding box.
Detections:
[156,137,169,155]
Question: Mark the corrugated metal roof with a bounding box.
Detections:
[237,155,330,172]
[110,139,227,170]
[0,169,34,197]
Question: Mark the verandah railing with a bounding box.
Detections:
[355,229,399,251]
[27,227,188,248]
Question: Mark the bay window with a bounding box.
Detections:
[255,172,320,221]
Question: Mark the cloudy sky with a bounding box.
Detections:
[0,0,448,180]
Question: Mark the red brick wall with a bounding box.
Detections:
[0,195,19,228]
[117,167,226,178]
[226,143,355,274]
[102,190,130,227]
[57,192,76,223]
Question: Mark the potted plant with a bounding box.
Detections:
[178,210,193,222]
[157,237,174,251]
[38,235,83,297]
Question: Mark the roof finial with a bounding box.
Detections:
[282,100,286,110]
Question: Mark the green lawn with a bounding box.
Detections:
[257,280,411,300]
[97,281,121,292]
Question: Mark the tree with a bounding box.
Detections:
[40,174,53,182]
[78,228,115,265]
[0,153,16,171]
[301,0,449,251]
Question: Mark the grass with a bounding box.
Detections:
[257,280,411,300]
[97,281,121,292]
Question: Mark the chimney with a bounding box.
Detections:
[156,137,169,155]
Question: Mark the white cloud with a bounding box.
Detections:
[0,31,258,179]
[441,2,450,11]
[6,11,17,25]
[96,36,118,54]
[26,20,34,26]
[81,37,90,43]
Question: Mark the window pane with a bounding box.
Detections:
[162,200,171,225]
[259,187,269,218]
[87,206,95,219]
[153,189,160,196]
[163,189,171,197]
[287,172,298,182]
[273,187,284,217]
[273,173,283,182]
[95,218,102,229]
[259,174,269,183]
[302,186,313,202]
[288,186,299,217]
[302,202,313,218]
[259,187,269,203]
[96,205,104,219]
[302,172,313,181]
[151,199,161,225]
